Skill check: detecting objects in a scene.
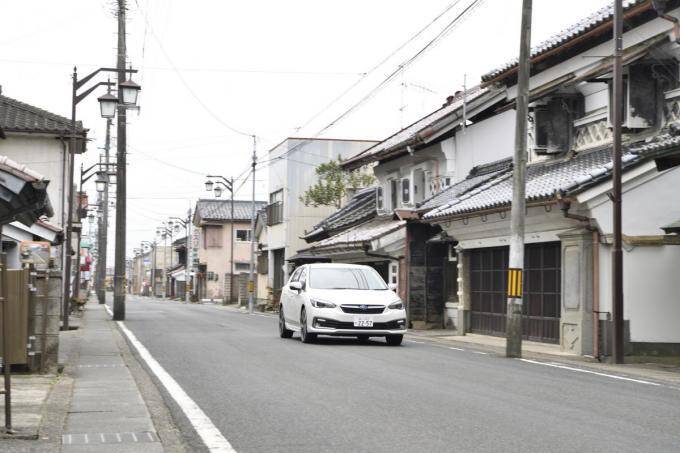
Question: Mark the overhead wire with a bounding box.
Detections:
[255,0,486,173]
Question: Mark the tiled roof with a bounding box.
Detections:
[342,86,490,168]
[423,146,644,220]
[303,188,377,242]
[300,218,405,252]
[418,157,513,211]
[0,93,85,136]
[195,199,266,222]
[482,0,648,83]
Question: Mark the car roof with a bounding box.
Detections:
[305,263,371,270]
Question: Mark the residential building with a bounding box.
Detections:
[131,245,172,296]
[330,0,680,356]
[193,199,266,302]
[263,137,377,302]
[0,88,86,270]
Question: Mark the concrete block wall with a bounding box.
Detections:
[27,269,61,373]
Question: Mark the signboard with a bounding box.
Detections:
[20,241,51,269]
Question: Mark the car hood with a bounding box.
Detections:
[308,288,400,306]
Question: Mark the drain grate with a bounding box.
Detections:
[61,431,158,445]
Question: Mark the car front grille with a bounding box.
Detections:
[314,318,406,330]
[340,304,385,314]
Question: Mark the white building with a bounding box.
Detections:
[263,138,377,300]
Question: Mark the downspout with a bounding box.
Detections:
[592,230,600,359]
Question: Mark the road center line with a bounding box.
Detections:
[115,318,237,452]
[448,347,465,351]
[519,358,661,386]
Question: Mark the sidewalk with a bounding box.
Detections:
[59,303,163,452]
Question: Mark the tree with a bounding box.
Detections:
[300,157,375,208]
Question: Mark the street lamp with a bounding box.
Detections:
[97,91,118,119]
[87,213,95,224]
[203,176,235,305]
[119,77,141,105]
[168,209,193,304]
[62,64,139,330]
[95,171,107,193]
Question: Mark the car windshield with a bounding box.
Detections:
[309,267,387,290]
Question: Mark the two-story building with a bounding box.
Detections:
[193,198,266,302]
[262,137,377,302]
[0,89,86,269]
[319,0,680,357]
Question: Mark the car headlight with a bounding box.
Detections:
[310,298,336,308]
[388,300,404,310]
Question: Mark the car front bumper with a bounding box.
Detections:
[309,308,407,336]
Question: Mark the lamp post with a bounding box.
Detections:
[205,176,234,304]
[169,207,193,304]
[73,163,116,307]
[156,225,173,298]
[62,66,139,331]
[140,240,156,297]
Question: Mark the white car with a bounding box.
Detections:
[278,263,407,345]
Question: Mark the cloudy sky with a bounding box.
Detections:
[1,0,614,256]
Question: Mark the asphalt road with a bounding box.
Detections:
[115,296,680,453]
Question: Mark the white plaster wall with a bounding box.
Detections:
[599,244,680,343]
[452,109,515,181]
[588,165,680,236]
[0,134,68,225]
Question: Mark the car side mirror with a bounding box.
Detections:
[388,283,397,292]
[289,281,302,292]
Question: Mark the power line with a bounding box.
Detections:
[256,0,486,174]
[132,0,256,138]
[295,0,466,132]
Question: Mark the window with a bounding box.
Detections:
[390,179,398,210]
[389,262,399,289]
[234,262,250,272]
[289,267,302,283]
[376,187,384,211]
[267,189,284,226]
[401,178,410,204]
[203,225,223,248]
[309,267,387,290]
[235,229,251,242]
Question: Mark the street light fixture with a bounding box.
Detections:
[119,77,141,105]
[204,180,214,192]
[95,171,107,193]
[214,185,223,198]
[97,92,118,119]
[87,213,95,224]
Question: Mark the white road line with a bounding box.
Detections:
[519,358,661,386]
[104,304,113,317]
[117,321,237,452]
[472,351,488,355]
[448,347,465,351]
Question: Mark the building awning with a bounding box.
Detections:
[0,156,52,226]
[169,266,186,281]
[292,218,406,262]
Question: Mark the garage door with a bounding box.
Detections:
[469,242,561,343]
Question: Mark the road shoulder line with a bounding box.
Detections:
[519,358,661,386]
[112,311,236,453]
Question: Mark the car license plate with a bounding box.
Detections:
[353,316,373,327]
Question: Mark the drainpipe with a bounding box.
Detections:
[592,230,600,359]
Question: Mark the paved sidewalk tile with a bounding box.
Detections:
[61,304,162,452]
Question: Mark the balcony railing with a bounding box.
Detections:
[266,201,283,226]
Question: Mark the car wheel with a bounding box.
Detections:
[299,307,316,344]
[357,335,369,343]
[279,306,293,339]
[386,334,403,346]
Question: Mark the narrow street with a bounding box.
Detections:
[114,296,680,453]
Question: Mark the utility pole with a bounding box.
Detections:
[230,178,234,304]
[612,0,624,364]
[97,119,111,304]
[113,0,127,320]
[506,0,532,358]
[185,207,191,304]
[248,136,257,314]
